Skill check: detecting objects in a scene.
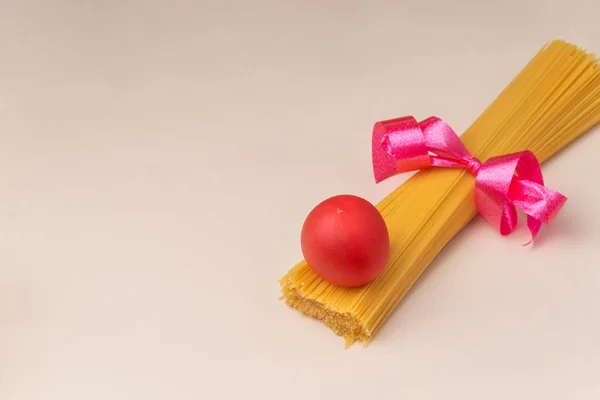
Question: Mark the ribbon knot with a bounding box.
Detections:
[372,115,567,242]
[464,157,482,176]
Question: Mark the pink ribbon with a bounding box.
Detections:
[372,116,567,242]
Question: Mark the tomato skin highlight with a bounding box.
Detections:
[300,195,390,287]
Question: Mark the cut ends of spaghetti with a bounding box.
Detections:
[280,272,369,348]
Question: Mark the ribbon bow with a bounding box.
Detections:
[372,116,567,242]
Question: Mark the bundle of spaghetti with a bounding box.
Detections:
[280,40,600,348]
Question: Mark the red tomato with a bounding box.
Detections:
[300,194,390,287]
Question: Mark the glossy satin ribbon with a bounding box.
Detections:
[372,116,567,241]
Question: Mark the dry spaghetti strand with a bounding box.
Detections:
[279,40,600,348]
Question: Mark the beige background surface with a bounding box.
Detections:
[1,1,599,399]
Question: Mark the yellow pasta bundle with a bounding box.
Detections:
[279,40,600,348]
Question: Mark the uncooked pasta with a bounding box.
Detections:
[280,40,600,347]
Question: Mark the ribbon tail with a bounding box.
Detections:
[524,216,542,245]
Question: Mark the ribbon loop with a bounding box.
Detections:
[373,117,431,181]
[372,115,567,242]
